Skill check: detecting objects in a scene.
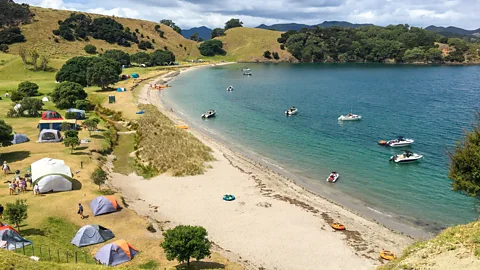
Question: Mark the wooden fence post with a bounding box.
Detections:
[57,249,60,262]
[75,251,77,263]
[66,251,69,263]
[22,241,25,254]
[39,247,42,259]
[85,253,87,263]
[32,245,34,256]
[48,248,51,261]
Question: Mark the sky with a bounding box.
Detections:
[19,0,480,30]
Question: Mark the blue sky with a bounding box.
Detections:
[19,0,480,30]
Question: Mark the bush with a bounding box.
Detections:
[280,44,285,50]
[5,199,28,231]
[64,136,80,154]
[0,27,25,45]
[272,51,279,59]
[65,111,78,119]
[199,40,225,56]
[0,44,8,53]
[17,81,39,97]
[84,44,97,54]
[19,97,43,117]
[161,225,211,267]
[263,50,272,59]
[0,120,13,146]
[51,82,87,109]
[131,52,151,64]
[10,91,25,102]
[76,99,92,111]
[138,40,153,50]
[64,130,79,139]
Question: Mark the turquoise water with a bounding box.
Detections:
[161,63,480,231]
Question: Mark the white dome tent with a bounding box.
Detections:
[31,158,73,193]
[42,96,49,102]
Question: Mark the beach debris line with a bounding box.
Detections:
[380,250,396,260]
[223,194,235,201]
[331,223,346,231]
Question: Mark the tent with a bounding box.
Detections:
[11,134,29,145]
[66,108,86,119]
[131,73,139,78]
[90,196,119,216]
[41,110,63,120]
[31,158,73,193]
[42,97,49,102]
[71,225,115,247]
[0,225,32,250]
[95,239,138,266]
[38,119,77,131]
[116,88,126,92]
[37,129,62,143]
[13,104,21,111]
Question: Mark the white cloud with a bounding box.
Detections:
[18,0,480,29]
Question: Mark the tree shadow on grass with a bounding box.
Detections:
[90,135,104,139]
[94,87,116,93]
[72,179,82,190]
[72,152,90,156]
[75,146,89,151]
[22,228,45,237]
[1,151,31,163]
[176,261,225,270]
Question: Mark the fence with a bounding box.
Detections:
[10,242,95,264]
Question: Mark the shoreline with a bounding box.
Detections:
[110,64,416,269]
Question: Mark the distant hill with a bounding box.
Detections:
[425,25,480,37]
[182,26,212,40]
[256,21,374,31]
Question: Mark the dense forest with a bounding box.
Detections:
[277,24,472,63]
[53,13,140,47]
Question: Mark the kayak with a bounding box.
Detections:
[331,223,345,230]
[223,194,235,201]
[380,250,396,260]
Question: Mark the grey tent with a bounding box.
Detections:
[37,129,62,143]
[90,196,119,216]
[11,134,29,144]
[0,225,32,250]
[71,225,114,247]
[94,239,138,266]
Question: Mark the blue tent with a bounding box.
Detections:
[66,108,86,119]
[116,88,126,92]
[131,73,139,78]
[11,134,29,144]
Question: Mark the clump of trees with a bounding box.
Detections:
[161,225,211,267]
[224,18,243,31]
[211,28,225,39]
[154,24,165,38]
[10,81,40,101]
[51,81,88,109]
[160,20,181,34]
[130,52,150,65]
[53,13,138,47]
[189,33,203,42]
[148,49,175,66]
[101,49,130,66]
[277,24,468,63]
[0,27,25,52]
[87,57,121,90]
[0,0,34,28]
[449,113,480,196]
[0,120,13,146]
[199,40,225,56]
[84,44,97,54]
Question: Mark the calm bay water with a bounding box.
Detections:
[161,63,480,231]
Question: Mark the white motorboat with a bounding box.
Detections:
[389,150,423,163]
[285,106,298,116]
[201,109,216,119]
[386,136,414,147]
[326,172,339,183]
[227,86,233,91]
[242,67,250,72]
[243,71,252,76]
[338,113,361,121]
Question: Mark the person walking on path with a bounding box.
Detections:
[2,161,9,177]
[78,203,84,219]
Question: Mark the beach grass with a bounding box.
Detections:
[135,104,215,177]
[112,134,136,175]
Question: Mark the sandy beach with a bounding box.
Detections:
[108,65,414,270]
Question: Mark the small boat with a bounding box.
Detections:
[242,67,250,72]
[389,150,423,163]
[175,125,189,129]
[285,106,298,116]
[338,113,361,121]
[386,136,414,147]
[243,71,252,76]
[380,250,396,260]
[226,86,233,91]
[378,140,387,145]
[223,194,235,201]
[326,172,339,183]
[331,223,345,230]
[201,109,216,119]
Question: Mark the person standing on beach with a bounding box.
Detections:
[78,203,84,219]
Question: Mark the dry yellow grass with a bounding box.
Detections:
[9,6,201,60]
[216,27,294,62]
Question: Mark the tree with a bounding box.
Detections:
[190,33,199,41]
[19,97,43,117]
[91,167,107,190]
[86,58,121,90]
[272,51,279,60]
[10,91,24,102]
[0,120,13,146]
[64,136,80,154]
[199,40,225,56]
[60,122,71,131]
[84,44,97,54]
[224,18,243,30]
[448,113,480,196]
[40,55,49,71]
[5,199,28,231]
[211,28,225,39]
[160,20,181,34]
[0,44,8,53]
[56,56,95,86]
[17,81,39,97]
[130,52,151,64]
[403,47,426,63]
[83,118,99,136]
[425,48,443,63]
[52,82,88,109]
[263,50,272,59]
[64,130,79,138]
[149,49,175,66]
[76,99,92,111]
[138,40,153,50]
[161,225,211,267]
[101,49,130,66]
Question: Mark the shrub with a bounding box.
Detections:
[224,18,243,30]
[10,91,24,102]
[51,82,87,109]
[272,51,279,59]
[148,49,175,66]
[138,40,153,50]
[19,97,43,117]
[0,44,8,53]
[65,111,78,119]
[102,49,130,66]
[76,99,92,111]
[0,120,13,146]
[0,27,25,45]
[263,50,272,59]
[84,44,97,54]
[17,81,39,97]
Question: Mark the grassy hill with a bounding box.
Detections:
[379,220,480,269]
[215,27,294,62]
[9,6,201,59]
